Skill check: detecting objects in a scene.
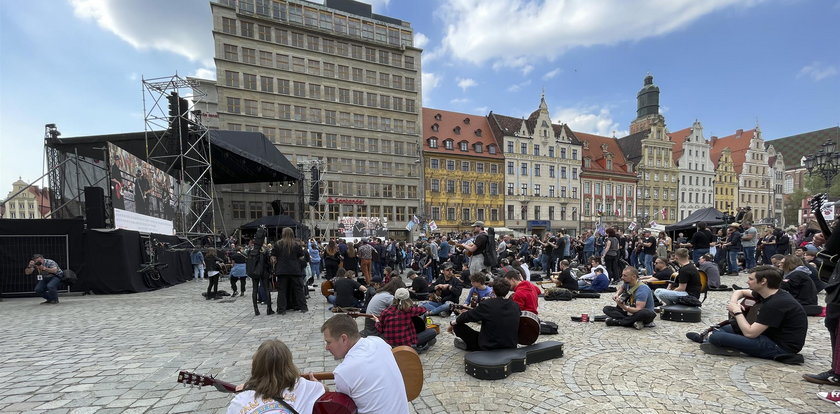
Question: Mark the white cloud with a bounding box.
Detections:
[474,106,490,115]
[70,0,213,62]
[437,0,750,72]
[421,72,442,105]
[543,68,562,80]
[554,105,627,137]
[414,32,430,49]
[797,61,838,81]
[450,98,470,105]
[191,67,217,81]
[507,79,532,92]
[457,77,477,91]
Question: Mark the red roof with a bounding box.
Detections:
[668,128,692,164]
[422,107,502,159]
[709,128,756,174]
[574,131,637,178]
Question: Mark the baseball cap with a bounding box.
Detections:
[471,221,484,227]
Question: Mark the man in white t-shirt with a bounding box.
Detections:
[321,315,409,414]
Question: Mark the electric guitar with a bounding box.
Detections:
[810,193,839,282]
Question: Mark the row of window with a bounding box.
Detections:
[507,183,577,198]
[428,180,500,196]
[505,141,579,159]
[639,172,678,183]
[741,193,771,205]
[430,207,497,223]
[582,182,635,197]
[635,188,677,201]
[232,199,418,222]
[681,192,713,204]
[325,157,418,176]
[219,4,415,62]
[508,162,579,179]
[427,137,496,154]
[324,182,418,199]
[715,186,736,196]
[680,175,715,186]
[428,159,500,174]
[6,202,36,209]
[506,205,578,222]
[1,212,36,219]
[582,201,633,217]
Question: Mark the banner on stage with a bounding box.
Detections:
[113,208,175,234]
[338,216,389,238]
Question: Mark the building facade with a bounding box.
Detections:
[1,178,51,219]
[210,0,422,239]
[421,108,504,234]
[488,95,582,236]
[712,147,738,215]
[670,121,715,221]
[576,132,638,232]
[711,128,774,222]
[767,144,785,226]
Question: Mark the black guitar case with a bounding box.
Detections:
[573,292,601,299]
[464,341,564,380]
[661,304,702,322]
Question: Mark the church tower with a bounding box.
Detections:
[630,74,665,134]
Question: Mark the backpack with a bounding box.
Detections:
[483,228,498,267]
[387,244,397,261]
[61,269,78,286]
[545,287,574,301]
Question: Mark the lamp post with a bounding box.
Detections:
[804,139,840,190]
[636,168,647,227]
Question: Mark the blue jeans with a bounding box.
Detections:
[373,261,383,279]
[692,248,709,264]
[708,325,789,359]
[310,261,321,278]
[742,246,756,270]
[422,301,451,315]
[654,288,687,305]
[193,264,205,279]
[34,276,61,302]
[727,251,740,274]
[328,295,362,308]
[642,253,653,276]
[630,250,639,268]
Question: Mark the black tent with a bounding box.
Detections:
[240,215,304,240]
[665,207,727,233]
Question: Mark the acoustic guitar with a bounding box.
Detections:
[810,193,839,282]
[450,304,540,346]
[455,243,473,257]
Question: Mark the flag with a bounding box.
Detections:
[412,215,420,224]
[649,220,658,227]
[429,220,438,231]
[596,223,606,236]
[405,220,416,231]
[628,221,637,231]
[614,208,620,217]
[660,207,667,219]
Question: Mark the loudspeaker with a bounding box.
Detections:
[84,186,107,229]
[271,200,285,215]
[309,166,320,205]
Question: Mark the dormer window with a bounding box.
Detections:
[475,129,482,137]
[428,137,438,148]
[434,113,442,121]
[431,123,439,132]
[463,118,470,125]
[584,157,591,168]
[444,139,454,150]
[453,126,461,134]
[459,140,468,151]
[606,159,613,170]
[473,143,483,153]
[488,144,497,154]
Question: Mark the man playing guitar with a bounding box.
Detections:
[603,266,657,330]
[503,269,539,314]
[321,314,409,414]
[450,278,520,351]
[461,221,490,275]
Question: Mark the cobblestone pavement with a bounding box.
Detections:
[0,273,835,413]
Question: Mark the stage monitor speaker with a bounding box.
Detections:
[271,200,285,215]
[84,186,107,229]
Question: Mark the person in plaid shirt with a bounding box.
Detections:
[375,288,438,351]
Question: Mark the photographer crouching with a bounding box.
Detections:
[24,254,64,304]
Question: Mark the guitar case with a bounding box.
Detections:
[573,292,601,299]
[464,341,564,380]
[661,304,702,323]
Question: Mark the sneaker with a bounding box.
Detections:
[804,370,840,385]
[604,318,620,327]
[685,332,703,343]
[439,310,451,318]
[773,353,804,365]
[633,321,644,330]
[644,322,656,328]
[240,291,245,297]
[453,337,468,350]
[232,290,238,296]
[700,343,739,356]
[817,390,840,403]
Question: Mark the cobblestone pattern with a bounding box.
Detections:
[0,274,834,413]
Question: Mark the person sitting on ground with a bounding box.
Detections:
[504,269,539,314]
[421,263,464,316]
[449,277,520,351]
[406,270,429,300]
[578,257,610,292]
[552,259,579,291]
[640,257,674,285]
[687,265,808,364]
[227,340,325,414]
[654,248,701,306]
[361,277,405,337]
[779,255,818,308]
[375,288,437,350]
[697,253,722,289]
[328,268,366,309]
[463,273,495,308]
[603,266,657,330]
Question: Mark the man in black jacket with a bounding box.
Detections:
[450,277,520,351]
[420,263,463,316]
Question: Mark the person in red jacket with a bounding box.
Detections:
[503,269,539,314]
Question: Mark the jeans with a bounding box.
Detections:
[310,261,321,278]
[327,295,362,308]
[654,288,688,306]
[193,264,205,279]
[742,246,756,270]
[416,328,438,348]
[727,251,740,274]
[603,306,656,327]
[34,276,61,302]
[373,261,383,279]
[692,248,710,264]
[422,301,452,315]
[642,253,653,276]
[708,325,790,359]
[469,253,487,275]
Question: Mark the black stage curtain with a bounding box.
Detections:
[151,233,192,285]
[84,229,147,294]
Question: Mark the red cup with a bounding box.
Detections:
[581,313,589,323]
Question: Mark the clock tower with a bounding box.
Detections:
[629,74,665,134]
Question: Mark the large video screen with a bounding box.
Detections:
[338,216,389,238]
[108,143,178,234]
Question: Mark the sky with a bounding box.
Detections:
[1,0,839,190]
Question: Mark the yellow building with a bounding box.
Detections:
[713,147,738,215]
[1,178,51,219]
[422,108,504,234]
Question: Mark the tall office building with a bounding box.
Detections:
[209,0,422,239]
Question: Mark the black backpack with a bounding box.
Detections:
[545,287,574,301]
[61,269,78,286]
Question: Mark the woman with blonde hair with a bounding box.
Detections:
[227,340,324,414]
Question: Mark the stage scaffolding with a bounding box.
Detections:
[142,74,215,239]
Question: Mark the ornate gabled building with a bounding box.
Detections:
[422,108,504,234]
[670,121,715,221]
[617,75,677,225]
[488,94,582,236]
[712,147,738,215]
[1,178,51,219]
[576,132,638,232]
[766,145,785,226]
[710,127,774,223]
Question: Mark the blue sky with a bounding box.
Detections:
[2,0,839,189]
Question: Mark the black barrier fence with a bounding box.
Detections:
[0,234,71,295]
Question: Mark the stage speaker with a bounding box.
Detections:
[271,200,285,215]
[309,166,320,206]
[84,186,107,229]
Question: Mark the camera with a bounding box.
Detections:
[34,260,43,266]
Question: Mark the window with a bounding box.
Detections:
[460,141,468,151]
[444,139,454,150]
[572,168,578,180]
[476,182,485,195]
[446,160,455,170]
[462,208,471,222]
[521,143,528,154]
[223,44,238,61]
[534,184,541,196]
[231,201,246,219]
[520,183,528,195]
[447,208,456,221]
[572,149,578,160]
[428,138,438,148]
[226,97,241,113]
[224,70,239,87]
[507,183,514,195]
[242,48,256,64]
[430,159,439,169]
[249,201,262,219]
[446,180,455,193]
[520,163,528,176]
[260,76,273,92]
[490,183,498,195]
[488,145,497,154]
[243,99,257,115]
[560,148,566,159]
[534,206,541,220]
[476,163,485,173]
[241,21,254,38]
[431,179,440,192]
[222,17,236,34]
[507,205,514,220]
[461,161,470,172]
[534,144,540,156]
[461,181,470,194]
[243,73,257,90]
[534,164,541,177]
[561,167,567,179]
[507,142,514,153]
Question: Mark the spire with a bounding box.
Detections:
[539,90,548,111]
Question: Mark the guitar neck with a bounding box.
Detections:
[812,194,833,238]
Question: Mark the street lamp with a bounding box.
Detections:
[636,168,648,226]
[804,139,840,190]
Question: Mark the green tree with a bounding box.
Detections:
[783,173,840,225]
